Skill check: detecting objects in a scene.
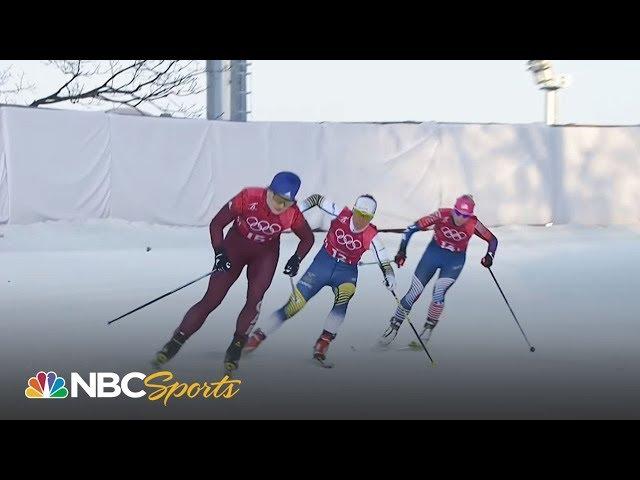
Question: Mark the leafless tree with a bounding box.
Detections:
[28,60,206,117]
[0,67,34,103]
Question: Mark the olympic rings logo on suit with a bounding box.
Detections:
[246,216,282,235]
[440,226,467,242]
[334,229,362,251]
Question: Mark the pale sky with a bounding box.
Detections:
[1,60,639,125]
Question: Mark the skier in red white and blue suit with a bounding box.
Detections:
[378,194,498,346]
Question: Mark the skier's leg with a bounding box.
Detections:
[224,246,281,370]
[179,266,244,338]
[237,247,280,338]
[245,250,331,352]
[420,251,466,342]
[153,263,245,367]
[243,250,335,353]
[314,264,358,361]
[397,242,440,314]
[264,257,328,333]
[379,243,440,345]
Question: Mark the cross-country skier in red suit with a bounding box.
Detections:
[378,194,498,347]
[152,172,315,372]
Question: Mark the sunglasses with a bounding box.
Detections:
[454,208,472,218]
[353,208,374,220]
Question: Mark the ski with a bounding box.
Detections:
[401,340,423,351]
[313,356,335,369]
[223,361,238,377]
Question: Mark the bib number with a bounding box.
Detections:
[247,232,267,242]
[439,240,456,252]
[330,248,347,262]
[325,238,347,262]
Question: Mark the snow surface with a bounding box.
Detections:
[2,220,640,419]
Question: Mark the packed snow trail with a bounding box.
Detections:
[1,220,640,419]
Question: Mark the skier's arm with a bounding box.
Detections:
[209,196,242,272]
[290,211,316,261]
[371,235,396,291]
[474,220,498,267]
[282,212,315,277]
[396,210,442,262]
[299,194,341,217]
[209,199,238,250]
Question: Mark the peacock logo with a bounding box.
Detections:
[25,371,69,399]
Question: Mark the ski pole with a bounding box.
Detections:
[357,260,379,267]
[487,267,535,352]
[107,270,216,325]
[390,290,436,366]
[372,254,435,366]
[308,227,406,234]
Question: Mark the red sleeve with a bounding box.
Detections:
[474,219,498,256]
[416,209,442,230]
[227,189,245,216]
[209,191,243,250]
[291,209,315,260]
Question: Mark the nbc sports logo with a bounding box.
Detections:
[25,371,69,399]
[23,370,241,404]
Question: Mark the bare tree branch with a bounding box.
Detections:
[28,60,205,117]
[0,66,35,102]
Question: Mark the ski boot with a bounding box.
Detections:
[378,317,402,346]
[407,319,437,351]
[313,330,336,368]
[243,328,267,354]
[224,334,246,374]
[152,331,187,369]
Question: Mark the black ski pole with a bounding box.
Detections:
[390,290,436,366]
[357,260,379,266]
[487,267,535,352]
[107,270,216,326]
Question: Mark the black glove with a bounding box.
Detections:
[394,250,407,268]
[283,254,301,277]
[481,252,493,268]
[214,248,232,272]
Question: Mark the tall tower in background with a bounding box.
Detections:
[527,61,570,126]
[206,60,250,121]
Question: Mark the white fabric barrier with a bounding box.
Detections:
[0,109,8,223]
[210,122,328,228]
[1,105,640,227]
[109,115,216,226]
[557,126,640,225]
[320,122,440,229]
[435,123,556,226]
[261,122,327,228]
[1,107,110,223]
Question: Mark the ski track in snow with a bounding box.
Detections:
[2,220,640,419]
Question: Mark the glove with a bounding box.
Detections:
[394,251,406,268]
[481,252,494,268]
[383,273,396,292]
[214,248,232,272]
[283,254,302,277]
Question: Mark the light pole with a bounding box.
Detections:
[206,60,225,120]
[230,60,251,121]
[206,60,250,121]
[527,60,570,126]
